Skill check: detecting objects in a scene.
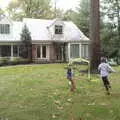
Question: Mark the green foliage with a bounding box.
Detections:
[0,57,10,65]
[0,8,4,15]
[7,0,52,20]
[63,9,78,21]
[20,24,32,44]
[20,24,32,60]
[62,0,90,37]
[100,0,120,58]
[75,0,90,37]
[0,57,29,66]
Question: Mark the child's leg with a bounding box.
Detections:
[102,77,109,91]
[71,79,76,91]
[106,77,111,88]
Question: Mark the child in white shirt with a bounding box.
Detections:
[98,58,115,95]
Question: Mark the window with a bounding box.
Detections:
[0,24,10,34]
[37,45,41,58]
[70,44,79,58]
[1,45,11,57]
[81,44,89,58]
[42,46,46,58]
[37,45,47,58]
[13,45,19,57]
[55,25,63,34]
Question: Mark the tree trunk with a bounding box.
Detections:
[90,0,101,73]
[116,0,120,40]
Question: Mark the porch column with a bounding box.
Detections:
[11,45,13,60]
[47,45,50,60]
[18,45,20,57]
[68,43,70,62]
[61,46,64,61]
[79,43,81,58]
[0,46,1,57]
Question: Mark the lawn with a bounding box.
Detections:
[0,64,120,120]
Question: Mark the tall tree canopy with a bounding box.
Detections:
[7,0,52,20]
[100,0,120,61]
[75,0,90,37]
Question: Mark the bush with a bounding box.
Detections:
[10,57,30,65]
[0,57,10,65]
[0,57,31,66]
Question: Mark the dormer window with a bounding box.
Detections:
[55,25,63,34]
[0,24,10,34]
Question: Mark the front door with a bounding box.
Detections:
[54,43,66,61]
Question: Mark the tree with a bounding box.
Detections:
[104,0,120,39]
[90,0,101,72]
[100,0,120,62]
[0,8,5,20]
[20,24,32,62]
[7,0,52,20]
[75,0,90,37]
[63,9,78,21]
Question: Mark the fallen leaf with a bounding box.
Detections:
[67,98,72,102]
[52,114,56,118]
[54,100,61,105]
[57,106,63,110]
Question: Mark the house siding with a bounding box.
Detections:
[49,43,56,62]
[32,44,51,63]
[32,44,36,60]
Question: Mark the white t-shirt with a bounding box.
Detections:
[98,62,115,77]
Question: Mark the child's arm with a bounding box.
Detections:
[108,65,116,73]
[98,65,101,74]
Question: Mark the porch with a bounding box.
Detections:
[0,45,19,58]
[0,42,90,64]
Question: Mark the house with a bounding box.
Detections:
[0,15,90,63]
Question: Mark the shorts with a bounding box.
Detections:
[67,75,72,80]
[102,76,109,86]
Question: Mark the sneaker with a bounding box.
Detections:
[107,91,110,95]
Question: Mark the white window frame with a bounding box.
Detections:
[81,44,89,59]
[55,25,63,34]
[0,24,10,34]
[37,45,47,59]
[70,44,80,58]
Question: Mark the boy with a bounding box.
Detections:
[98,58,115,95]
[67,67,76,92]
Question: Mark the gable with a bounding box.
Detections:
[0,16,14,41]
[0,16,13,25]
[47,18,64,28]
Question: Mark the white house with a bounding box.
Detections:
[0,15,90,63]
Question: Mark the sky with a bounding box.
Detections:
[0,0,80,11]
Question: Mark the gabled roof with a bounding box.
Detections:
[23,18,89,42]
[0,21,23,42]
[0,17,89,42]
[0,14,13,25]
[23,18,51,41]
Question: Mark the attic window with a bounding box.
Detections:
[55,25,63,34]
[0,24,10,34]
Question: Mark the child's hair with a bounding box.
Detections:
[67,68,72,73]
[101,58,107,63]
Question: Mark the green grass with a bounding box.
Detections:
[0,64,120,120]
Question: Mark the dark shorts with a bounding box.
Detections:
[67,75,72,80]
[102,76,109,86]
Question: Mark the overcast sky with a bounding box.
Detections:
[0,0,80,11]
